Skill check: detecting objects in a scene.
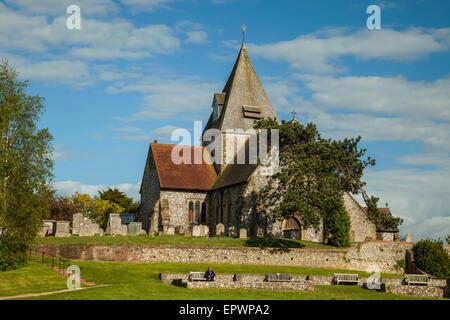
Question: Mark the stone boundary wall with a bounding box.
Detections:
[161,273,448,298]
[32,241,450,274]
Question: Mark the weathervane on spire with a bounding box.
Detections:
[242,23,247,45]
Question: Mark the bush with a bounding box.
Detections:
[413,239,450,278]
[395,258,405,272]
[0,238,28,271]
[324,201,351,248]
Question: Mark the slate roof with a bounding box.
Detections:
[204,43,279,133]
[151,143,217,191]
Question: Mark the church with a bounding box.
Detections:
[139,38,377,243]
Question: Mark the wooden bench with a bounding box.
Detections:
[404,274,429,286]
[265,273,292,282]
[188,272,208,282]
[334,273,359,285]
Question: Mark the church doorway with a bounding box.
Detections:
[282,217,302,240]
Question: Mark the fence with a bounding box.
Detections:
[28,248,72,276]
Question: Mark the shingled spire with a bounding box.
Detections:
[204,39,278,133]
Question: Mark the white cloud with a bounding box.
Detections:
[107,75,221,120]
[4,0,118,16]
[54,180,141,200]
[120,0,172,12]
[249,27,450,73]
[354,167,450,241]
[0,3,180,59]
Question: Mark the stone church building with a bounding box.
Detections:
[139,41,377,243]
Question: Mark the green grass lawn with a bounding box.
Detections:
[0,261,68,297]
[7,258,437,300]
[33,235,334,249]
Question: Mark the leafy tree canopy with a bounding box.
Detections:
[0,60,54,269]
[99,188,139,214]
[253,118,374,246]
[365,196,403,231]
[71,193,125,230]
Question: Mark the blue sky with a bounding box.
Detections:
[1,0,449,241]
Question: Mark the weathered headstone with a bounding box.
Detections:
[228,226,236,237]
[192,225,201,237]
[239,228,247,239]
[43,220,56,236]
[127,222,145,236]
[203,225,209,237]
[216,223,225,236]
[166,226,175,235]
[199,225,207,237]
[184,229,192,237]
[55,221,71,237]
[257,227,264,237]
[404,234,413,242]
[72,213,83,235]
[108,214,128,236]
[37,225,48,237]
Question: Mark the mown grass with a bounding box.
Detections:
[11,259,435,300]
[0,261,67,297]
[33,235,333,249]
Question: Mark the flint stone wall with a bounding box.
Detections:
[32,241,449,273]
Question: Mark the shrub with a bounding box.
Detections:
[0,238,28,271]
[413,239,450,278]
[395,258,405,272]
[324,201,351,248]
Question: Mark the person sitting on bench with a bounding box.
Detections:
[205,266,216,281]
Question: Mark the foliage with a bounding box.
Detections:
[413,239,450,278]
[0,60,54,270]
[323,197,351,247]
[98,188,139,214]
[48,196,79,222]
[447,235,449,245]
[365,196,403,231]
[394,259,406,272]
[253,118,374,247]
[71,193,124,230]
[0,238,28,271]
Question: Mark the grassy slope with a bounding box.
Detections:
[0,261,67,297]
[20,260,435,300]
[33,235,333,249]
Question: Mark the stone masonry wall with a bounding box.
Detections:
[140,150,160,232]
[343,193,377,242]
[32,241,450,274]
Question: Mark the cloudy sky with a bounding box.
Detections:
[1,0,449,241]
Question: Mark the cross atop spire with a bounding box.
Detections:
[241,23,247,47]
[291,110,297,120]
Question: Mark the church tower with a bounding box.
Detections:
[202,31,279,174]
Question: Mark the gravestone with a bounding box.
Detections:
[192,225,201,237]
[216,223,225,236]
[43,220,56,236]
[184,229,192,237]
[204,225,209,237]
[37,225,48,237]
[72,213,83,235]
[55,221,71,237]
[228,226,236,237]
[166,226,175,235]
[239,228,247,239]
[128,222,145,236]
[199,225,207,237]
[108,214,128,236]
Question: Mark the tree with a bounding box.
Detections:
[365,196,403,231]
[48,196,79,222]
[413,239,450,278]
[98,188,139,214]
[253,118,375,247]
[0,60,54,270]
[447,235,449,245]
[71,193,124,230]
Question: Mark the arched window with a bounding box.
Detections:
[200,202,206,224]
[188,201,194,223]
[195,201,200,223]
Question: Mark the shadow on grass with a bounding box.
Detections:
[244,237,306,249]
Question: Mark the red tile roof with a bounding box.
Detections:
[151,143,217,191]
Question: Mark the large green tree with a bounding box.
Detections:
[99,188,139,214]
[253,118,375,247]
[0,60,54,270]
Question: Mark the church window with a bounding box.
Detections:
[188,201,194,223]
[195,201,200,223]
[200,202,207,224]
